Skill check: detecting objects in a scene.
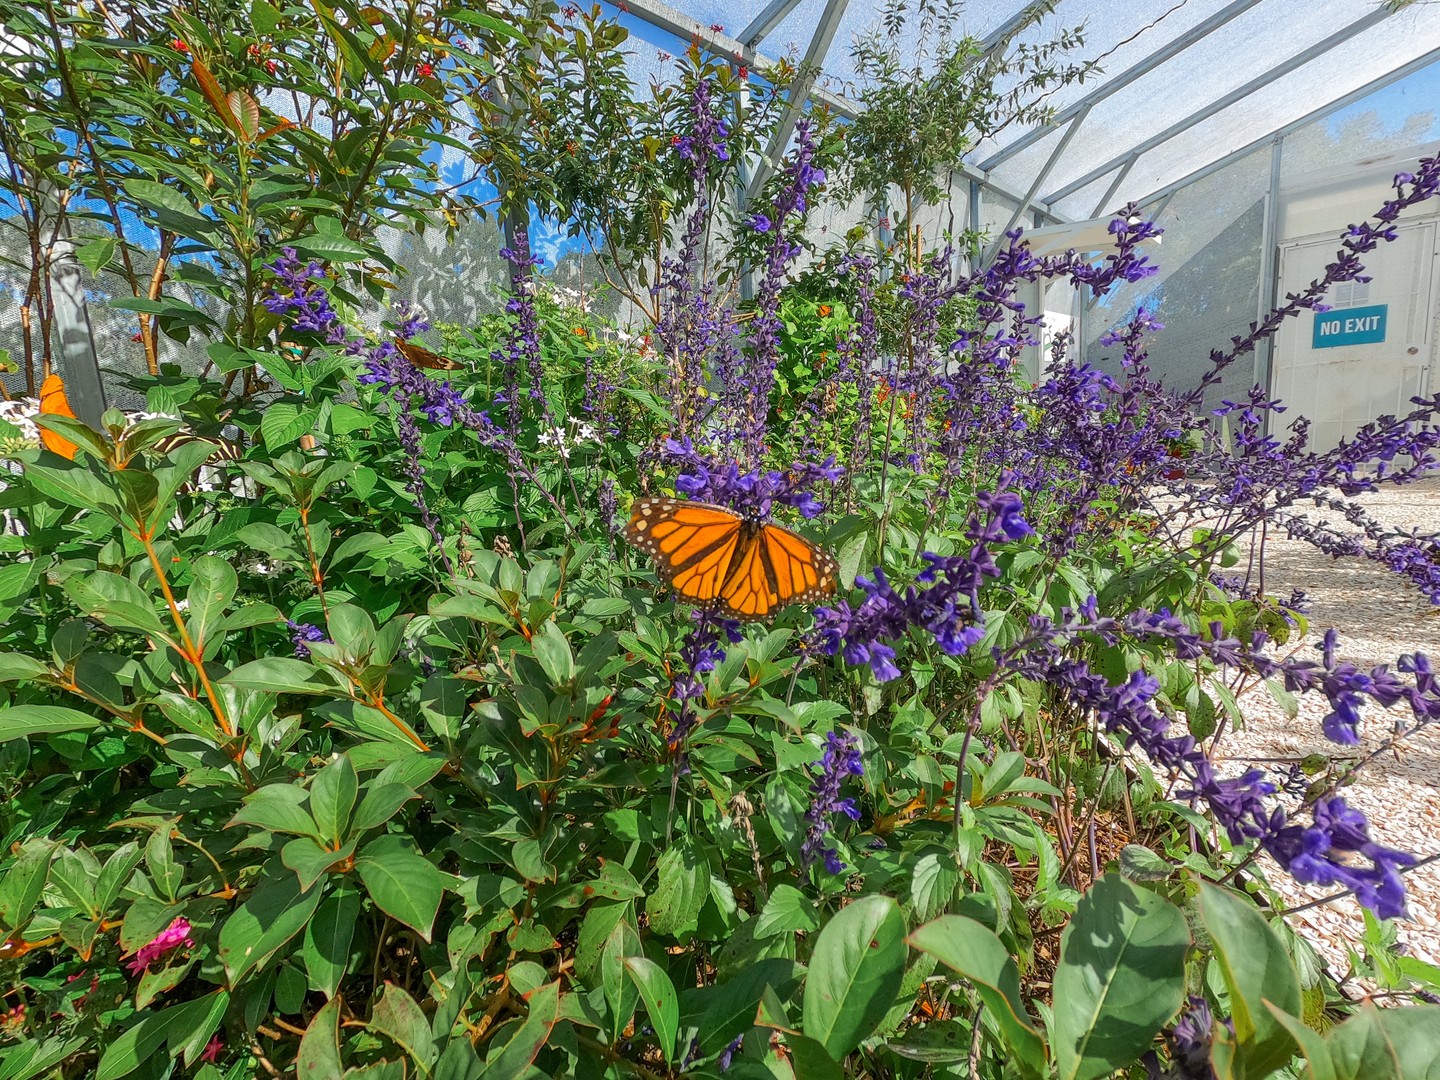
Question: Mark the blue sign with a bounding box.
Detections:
[1313,304,1387,349]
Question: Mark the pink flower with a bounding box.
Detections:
[125,917,194,976]
[200,1034,223,1062]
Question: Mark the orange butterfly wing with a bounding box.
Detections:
[625,497,838,621]
[625,498,743,604]
[718,521,838,620]
[38,373,79,460]
[395,339,460,371]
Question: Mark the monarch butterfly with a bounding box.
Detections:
[624,496,838,621]
[395,338,461,371]
[38,373,79,460]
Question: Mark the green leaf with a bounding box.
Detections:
[123,179,216,239]
[291,220,369,263]
[0,705,100,743]
[94,1006,170,1080]
[1198,882,1302,1077]
[0,839,55,932]
[76,237,116,276]
[229,784,322,839]
[0,559,46,623]
[907,915,1046,1076]
[910,852,961,922]
[260,402,317,449]
[21,460,121,516]
[67,571,170,639]
[837,532,867,589]
[351,782,418,834]
[173,990,230,1067]
[1327,1003,1440,1080]
[1117,844,1172,882]
[530,620,574,685]
[370,983,435,1066]
[94,992,228,1079]
[223,657,339,695]
[574,901,628,984]
[1051,874,1189,1080]
[444,9,528,42]
[185,555,238,652]
[1266,1003,1337,1080]
[281,837,353,892]
[310,754,359,844]
[625,957,680,1066]
[755,884,820,938]
[355,835,444,939]
[483,980,561,1080]
[693,957,801,1057]
[218,872,325,984]
[756,987,844,1080]
[646,841,711,937]
[299,994,345,1076]
[802,894,908,1059]
[303,884,360,998]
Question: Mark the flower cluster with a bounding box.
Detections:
[667,610,743,751]
[125,916,194,975]
[262,249,346,344]
[662,436,842,520]
[799,729,864,874]
[812,485,1032,681]
[288,620,328,660]
[1005,607,1426,918]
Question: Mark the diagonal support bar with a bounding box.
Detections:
[983,104,1091,265]
[980,0,1266,171]
[1133,45,1440,208]
[738,0,807,47]
[1043,3,1398,207]
[609,0,1070,225]
[1091,154,1138,218]
[744,0,852,204]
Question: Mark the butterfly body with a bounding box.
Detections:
[624,496,838,621]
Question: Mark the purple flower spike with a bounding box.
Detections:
[800,729,864,874]
[287,620,329,659]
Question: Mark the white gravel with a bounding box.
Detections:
[1213,481,1440,977]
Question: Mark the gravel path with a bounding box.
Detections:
[1215,481,1440,976]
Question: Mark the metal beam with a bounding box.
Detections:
[1254,138,1283,399]
[616,0,860,118]
[977,1,1048,54]
[613,0,1066,223]
[738,0,807,47]
[983,104,1090,264]
[1133,45,1440,208]
[744,0,851,203]
[1043,3,1398,207]
[980,0,1266,171]
[1091,154,1138,218]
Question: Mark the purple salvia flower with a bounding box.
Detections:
[800,730,864,874]
[287,620,329,659]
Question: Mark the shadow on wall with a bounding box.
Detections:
[1083,197,1265,409]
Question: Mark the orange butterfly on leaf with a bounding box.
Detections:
[38,373,79,460]
[395,339,461,371]
[624,497,838,621]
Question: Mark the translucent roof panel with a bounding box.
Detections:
[970,0,1261,165]
[614,0,1440,224]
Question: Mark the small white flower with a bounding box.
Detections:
[576,423,598,442]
